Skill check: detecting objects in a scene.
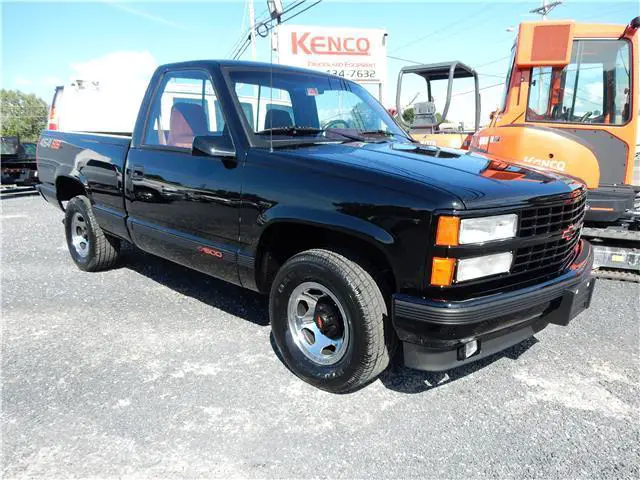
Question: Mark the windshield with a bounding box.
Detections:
[527,39,631,125]
[0,137,19,155]
[22,143,36,157]
[227,68,408,146]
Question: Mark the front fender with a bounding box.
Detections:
[240,202,431,294]
[259,205,396,246]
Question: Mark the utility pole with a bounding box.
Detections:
[530,0,563,21]
[248,0,257,60]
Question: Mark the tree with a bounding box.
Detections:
[402,107,415,125]
[1,90,48,141]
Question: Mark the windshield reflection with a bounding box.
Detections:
[227,68,408,146]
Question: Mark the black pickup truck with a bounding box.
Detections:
[37,60,595,392]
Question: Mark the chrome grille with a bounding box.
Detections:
[429,188,588,299]
[512,233,581,276]
[512,189,586,279]
[519,192,587,237]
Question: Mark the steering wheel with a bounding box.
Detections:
[324,119,351,130]
[578,111,593,123]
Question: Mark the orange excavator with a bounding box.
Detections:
[397,17,639,280]
[470,17,639,280]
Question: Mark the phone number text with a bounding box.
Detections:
[326,69,377,79]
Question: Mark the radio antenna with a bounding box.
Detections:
[270,27,274,153]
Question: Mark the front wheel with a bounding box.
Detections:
[64,195,120,272]
[269,249,393,393]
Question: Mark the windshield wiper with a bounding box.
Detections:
[255,126,323,136]
[325,130,367,142]
[358,129,395,137]
[255,126,406,145]
[359,130,413,142]
[338,129,410,144]
[257,126,370,144]
[324,129,397,143]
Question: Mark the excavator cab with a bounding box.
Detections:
[471,17,640,279]
[396,62,480,148]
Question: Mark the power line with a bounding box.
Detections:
[231,0,323,60]
[451,82,504,97]
[386,55,421,65]
[477,72,507,79]
[387,52,511,72]
[577,3,636,22]
[390,2,493,53]
[282,0,322,24]
[228,0,277,58]
[387,55,506,79]
[475,55,511,69]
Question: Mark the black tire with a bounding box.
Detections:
[269,249,394,393]
[64,195,120,272]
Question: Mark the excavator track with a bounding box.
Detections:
[582,227,640,241]
[592,268,640,283]
[582,227,640,282]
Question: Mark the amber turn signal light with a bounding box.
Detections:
[431,257,456,287]
[435,216,460,246]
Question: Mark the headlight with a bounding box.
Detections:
[456,252,513,282]
[436,214,518,246]
[460,213,518,245]
[459,214,518,244]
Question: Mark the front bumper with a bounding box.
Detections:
[393,240,595,372]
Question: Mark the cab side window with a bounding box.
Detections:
[144,70,227,148]
[233,82,294,131]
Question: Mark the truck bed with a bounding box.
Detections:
[37,130,132,233]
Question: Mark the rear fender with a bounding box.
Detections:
[53,145,110,205]
[54,173,90,208]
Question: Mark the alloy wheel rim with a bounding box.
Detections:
[286,281,350,366]
[71,212,90,258]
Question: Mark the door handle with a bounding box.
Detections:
[131,164,144,179]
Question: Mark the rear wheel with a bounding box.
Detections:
[64,195,120,271]
[269,249,393,393]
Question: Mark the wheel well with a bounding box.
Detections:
[56,176,86,208]
[255,222,396,295]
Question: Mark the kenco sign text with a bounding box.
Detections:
[277,25,388,102]
[291,32,371,56]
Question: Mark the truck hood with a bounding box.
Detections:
[278,141,584,209]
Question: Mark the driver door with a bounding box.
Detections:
[125,68,243,284]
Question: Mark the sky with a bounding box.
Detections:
[2,0,638,125]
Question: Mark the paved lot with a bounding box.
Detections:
[2,195,639,478]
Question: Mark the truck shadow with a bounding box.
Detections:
[378,338,538,394]
[120,246,538,394]
[120,245,269,327]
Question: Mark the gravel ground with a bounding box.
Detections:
[2,195,639,479]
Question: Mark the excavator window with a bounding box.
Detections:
[525,39,631,126]
[499,46,516,113]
